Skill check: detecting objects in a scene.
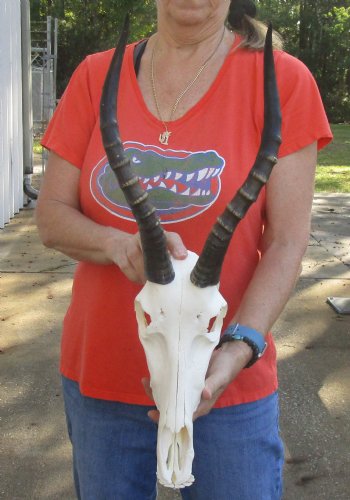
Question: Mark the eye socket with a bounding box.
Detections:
[143,312,151,326]
[207,316,217,332]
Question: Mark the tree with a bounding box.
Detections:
[257,0,350,122]
[31,0,157,96]
[31,0,350,121]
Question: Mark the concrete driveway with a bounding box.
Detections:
[1,193,349,499]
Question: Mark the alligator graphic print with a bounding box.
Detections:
[90,142,226,223]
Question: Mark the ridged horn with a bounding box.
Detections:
[190,24,282,288]
[100,15,175,285]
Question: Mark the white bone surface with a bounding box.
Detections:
[135,251,227,488]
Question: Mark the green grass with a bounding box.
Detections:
[316,124,350,192]
[33,139,42,154]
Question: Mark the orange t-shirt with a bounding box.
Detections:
[42,37,332,406]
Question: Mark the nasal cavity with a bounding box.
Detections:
[166,426,191,474]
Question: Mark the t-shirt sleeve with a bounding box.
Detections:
[275,52,333,158]
[41,57,97,169]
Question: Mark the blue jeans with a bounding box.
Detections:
[62,376,284,500]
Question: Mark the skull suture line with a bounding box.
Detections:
[100,16,281,489]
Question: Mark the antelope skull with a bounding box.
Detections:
[135,251,227,487]
[100,16,281,488]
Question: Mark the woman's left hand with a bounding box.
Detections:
[193,340,252,418]
[142,339,253,423]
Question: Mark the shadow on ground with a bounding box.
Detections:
[1,194,349,499]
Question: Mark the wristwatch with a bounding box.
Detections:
[216,323,267,368]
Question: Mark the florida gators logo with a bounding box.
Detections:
[90,142,225,224]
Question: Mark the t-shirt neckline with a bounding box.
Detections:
[127,34,243,131]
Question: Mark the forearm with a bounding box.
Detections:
[233,239,307,335]
[231,143,317,336]
[36,199,131,264]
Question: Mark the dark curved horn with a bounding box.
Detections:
[190,24,282,288]
[100,15,175,285]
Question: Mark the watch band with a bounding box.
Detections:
[216,323,267,368]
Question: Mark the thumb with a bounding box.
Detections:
[202,370,226,401]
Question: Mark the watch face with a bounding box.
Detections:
[233,334,244,341]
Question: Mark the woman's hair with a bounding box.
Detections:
[227,0,283,50]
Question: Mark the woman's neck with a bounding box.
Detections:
[152,22,233,68]
[157,2,231,52]
[136,10,235,125]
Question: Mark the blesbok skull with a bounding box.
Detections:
[135,251,227,487]
[100,16,281,489]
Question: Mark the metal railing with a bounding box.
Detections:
[31,16,58,174]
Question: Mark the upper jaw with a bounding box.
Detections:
[157,417,195,488]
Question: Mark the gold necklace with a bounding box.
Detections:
[151,27,226,146]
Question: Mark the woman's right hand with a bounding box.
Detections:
[106,231,188,284]
[105,232,144,283]
[36,152,188,283]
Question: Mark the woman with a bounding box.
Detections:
[36,1,332,498]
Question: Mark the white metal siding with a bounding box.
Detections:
[0,0,23,229]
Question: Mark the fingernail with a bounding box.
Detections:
[176,248,188,258]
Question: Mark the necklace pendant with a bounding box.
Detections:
[159,130,171,146]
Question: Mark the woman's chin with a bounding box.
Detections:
[159,1,222,28]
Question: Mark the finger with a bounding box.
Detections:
[202,373,226,401]
[131,259,146,283]
[193,385,222,420]
[141,379,159,423]
[193,369,228,420]
[147,409,160,424]
[193,384,223,420]
[201,385,213,401]
[126,240,146,283]
[117,255,142,283]
[166,231,188,260]
[193,399,213,420]
[141,377,154,401]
